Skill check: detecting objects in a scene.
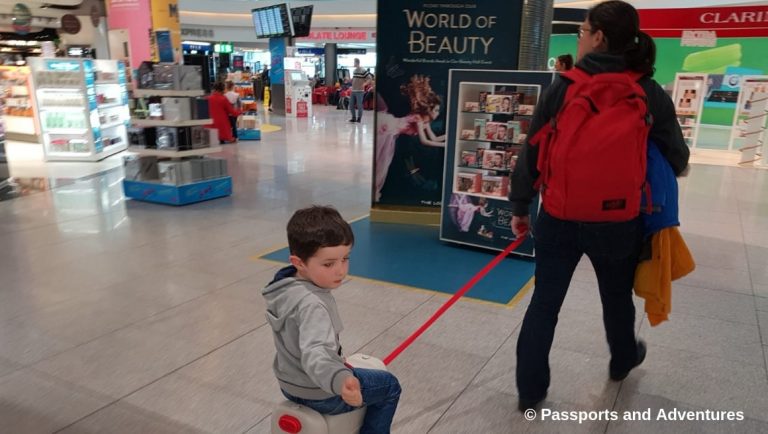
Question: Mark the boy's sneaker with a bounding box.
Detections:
[610,340,647,381]
[518,392,547,412]
[349,117,357,122]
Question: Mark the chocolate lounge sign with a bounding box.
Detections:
[301,30,376,41]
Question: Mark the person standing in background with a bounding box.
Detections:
[555,54,574,72]
[224,81,241,141]
[208,82,240,144]
[349,58,372,123]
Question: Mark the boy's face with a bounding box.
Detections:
[291,245,352,289]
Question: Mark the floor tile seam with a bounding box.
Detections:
[240,413,272,434]
[735,196,768,382]
[51,323,270,434]
[425,324,523,433]
[648,309,761,327]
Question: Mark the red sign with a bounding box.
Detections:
[286,97,292,114]
[639,6,768,38]
[299,30,375,42]
[297,101,308,118]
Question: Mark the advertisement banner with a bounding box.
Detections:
[150,0,180,62]
[373,0,524,209]
[107,0,153,70]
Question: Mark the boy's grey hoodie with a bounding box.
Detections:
[263,265,353,400]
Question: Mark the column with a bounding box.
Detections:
[269,36,293,115]
[324,43,337,87]
[518,0,555,70]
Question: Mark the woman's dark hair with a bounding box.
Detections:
[557,54,574,70]
[213,81,225,93]
[587,0,655,76]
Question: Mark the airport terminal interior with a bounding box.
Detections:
[1,0,768,433]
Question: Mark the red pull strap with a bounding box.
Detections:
[383,234,528,365]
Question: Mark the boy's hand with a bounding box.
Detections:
[341,376,363,407]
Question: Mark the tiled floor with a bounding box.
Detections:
[1,106,767,433]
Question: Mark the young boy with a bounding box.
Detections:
[263,206,401,434]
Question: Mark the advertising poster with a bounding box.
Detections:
[374,0,523,208]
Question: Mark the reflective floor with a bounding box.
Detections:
[0,106,767,433]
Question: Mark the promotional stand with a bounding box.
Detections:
[440,69,556,257]
[27,58,130,162]
[671,73,708,149]
[124,88,231,205]
[729,75,768,163]
[284,69,312,118]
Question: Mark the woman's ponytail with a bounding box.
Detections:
[624,31,656,77]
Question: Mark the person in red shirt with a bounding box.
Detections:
[208,82,240,143]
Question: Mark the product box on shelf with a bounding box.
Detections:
[504,148,519,170]
[481,175,509,197]
[473,119,486,139]
[460,150,478,167]
[460,129,476,140]
[478,91,488,111]
[464,101,480,112]
[161,98,193,122]
[456,172,482,193]
[482,149,506,169]
[153,64,180,90]
[137,61,155,89]
[485,94,514,114]
[179,65,203,90]
[156,127,179,150]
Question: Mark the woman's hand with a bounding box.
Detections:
[511,215,530,237]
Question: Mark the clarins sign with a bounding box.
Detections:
[700,11,768,24]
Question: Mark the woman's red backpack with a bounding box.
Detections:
[531,68,652,222]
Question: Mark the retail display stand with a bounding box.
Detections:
[729,75,768,165]
[124,87,232,205]
[671,73,708,149]
[27,58,130,162]
[440,69,556,257]
[0,65,41,142]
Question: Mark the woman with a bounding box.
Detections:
[224,81,241,140]
[374,75,446,202]
[208,82,240,144]
[509,0,689,411]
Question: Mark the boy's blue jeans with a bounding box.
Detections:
[282,368,401,434]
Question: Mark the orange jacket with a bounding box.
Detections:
[634,227,695,326]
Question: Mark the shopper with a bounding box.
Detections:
[509,0,689,412]
[554,54,574,71]
[263,206,401,434]
[262,66,272,112]
[349,58,372,122]
[208,81,239,144]
[224,81,241,140]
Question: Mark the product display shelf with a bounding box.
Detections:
[125,85,231,205]
[729,75,768,154]
[671,73,707,149]
[440,69,556,256]
[27,58,130,162]
[132,89,205,98]
[127,146,222,158]
[0,65,41,142]
[131,119,212,128]
[123,176,232,206]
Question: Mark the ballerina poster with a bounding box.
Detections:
[373,0,524,208]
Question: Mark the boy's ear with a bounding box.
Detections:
[289,255,304,269]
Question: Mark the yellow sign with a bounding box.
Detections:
[150,0,180,62]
